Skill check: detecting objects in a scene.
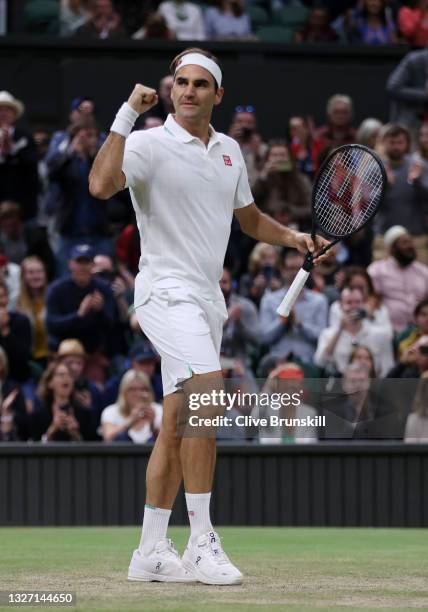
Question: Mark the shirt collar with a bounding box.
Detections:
[164,114,220,148]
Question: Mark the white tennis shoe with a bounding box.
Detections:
[182,530,243,585]
[128,538,195,582]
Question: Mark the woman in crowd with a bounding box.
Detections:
[31,360,96,441]
[348,344,377,377]
[15,256,49,366]
[329,266,393,337]
[356,117,383,149]
[239,242,282,307]
[404,371,428,442]
[100,370,162,443]
[0,346,28,441]
[205,0,252,40]
[348,0,397,44]
[288,115,324,180]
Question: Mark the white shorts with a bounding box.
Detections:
[135,285,227,396]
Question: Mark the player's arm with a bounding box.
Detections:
[89,84,158,200]
[234,202,328,257]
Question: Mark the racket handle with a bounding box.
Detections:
[276,268,310,317]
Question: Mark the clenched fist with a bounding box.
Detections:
[128,84,158,115]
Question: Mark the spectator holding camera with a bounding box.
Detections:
[252,139,312,231]
[329,267,392,337]
[31,360,97,441]
[228,106,267,186]
[239,242,282,307]
[101,370,162,443]
[396,299,428,358]
[0,347,28,442]
[315,286,394,376]
[288,116,324,180]
[260,250,328,366]
[46,244,117,357]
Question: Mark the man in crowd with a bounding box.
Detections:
[260,250,328,366]
[315,93,356,152]
[368,226,428,333]
[314,286,394,377]
[219,266,260,376]
[373,124,428,263]
[46,244,117,356]
[0,91,39,221]
[228,106,267,185]
[387,47,428,131]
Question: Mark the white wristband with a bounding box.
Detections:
[110,102,139,138]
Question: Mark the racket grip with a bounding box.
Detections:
[276,268,310,317]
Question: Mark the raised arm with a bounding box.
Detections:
[89,84,158,200]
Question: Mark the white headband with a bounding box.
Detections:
[174,53,222,88]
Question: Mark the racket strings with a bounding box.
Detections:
[315,148,383,237]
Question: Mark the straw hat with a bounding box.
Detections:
[0,91,24,118]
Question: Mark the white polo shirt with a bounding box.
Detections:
[123,114,253,306]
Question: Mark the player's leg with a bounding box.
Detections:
[180,370,243,585]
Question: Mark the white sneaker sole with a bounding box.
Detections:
[182,560,243,585]
[128,569,195,583]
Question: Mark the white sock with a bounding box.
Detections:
[185,492,213,541]
[138,504,171,555]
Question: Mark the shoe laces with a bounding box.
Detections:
[201,531,231,565]
[154,537,179,559]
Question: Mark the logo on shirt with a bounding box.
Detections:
[223,155,232,166]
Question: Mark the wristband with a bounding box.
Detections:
[110,102,139,138]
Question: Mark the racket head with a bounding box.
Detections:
[311,144,386,240]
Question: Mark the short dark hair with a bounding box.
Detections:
[169,48,222,91]
[382,124,411,147]
[415,299,428,317]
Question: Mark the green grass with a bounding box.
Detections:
[0,527,427,611]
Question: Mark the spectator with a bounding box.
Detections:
[47,117,114,274]
[15,256,49,366]
[205,0,252,40]
[356,117,383,148]
[396,298,428,358]
[32,125,51,221]
[387,48,428,130]
[31,360,97,441]
[46,243,117,356]
[387,333,428,378]
[101,342,163,409]
[329,266,393,337]
[131,12,174,40]
[57,338,103,426]
[404,371,428,442]
[220,267,260,375]
[411,121,428,170]
[158,0,206,40]
[294,6,339,43]
[60,0,91,35]
[101,370,162,442]
[368,226,428,332]
[0,280,31,383]
[373,124,428,261]
[348,0,397,44]
[288,115,324,179]
[0,91,38,221]
[315,94,357,152]
[0,242,21,309]
[314,286,394,376]
[0,347,28,442]
[0,201,55,278]
[260,250,328,365]
[258,363,318,444]
[398,0,428,47]
[228,106,267,186]
[348,344,377,377]
[137,75,174,125]
[239,242,282,307]
[252,139,312,230]
[73,0,126,38]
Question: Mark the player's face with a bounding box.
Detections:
[172,64,223,124]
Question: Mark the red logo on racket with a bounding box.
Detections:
[223,155,232,166]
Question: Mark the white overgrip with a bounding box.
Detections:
[276,268,310,317]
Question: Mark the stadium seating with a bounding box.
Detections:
[256,25,294,43]
[272,6,309,28]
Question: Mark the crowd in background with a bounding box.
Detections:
[7,0,428,46]
[1,40,428,444]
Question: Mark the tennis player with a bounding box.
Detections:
[89,47,328,585]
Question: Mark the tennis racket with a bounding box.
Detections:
[276,144,386,317]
